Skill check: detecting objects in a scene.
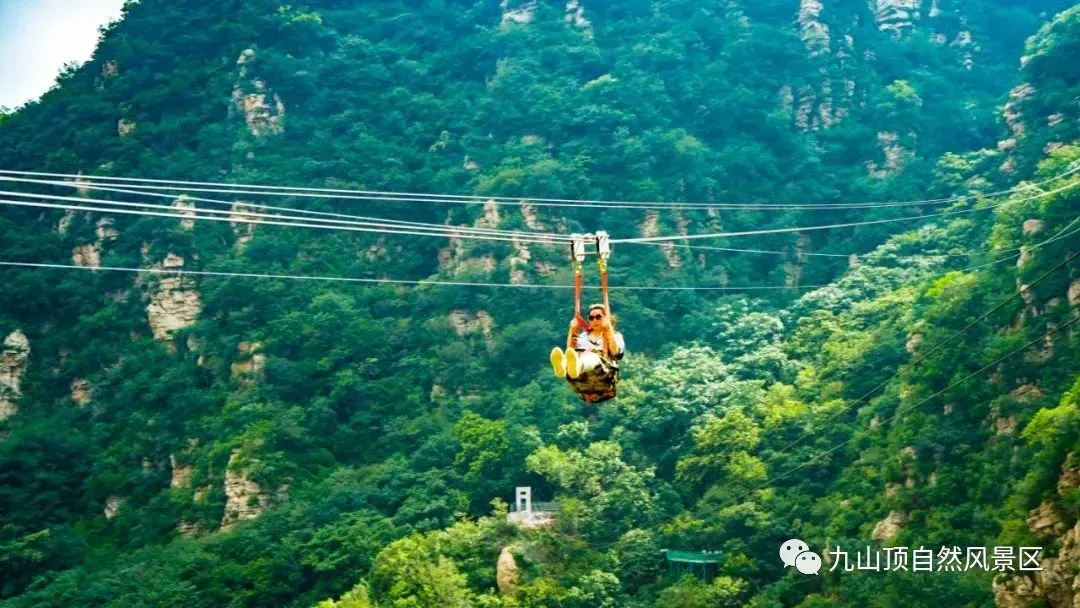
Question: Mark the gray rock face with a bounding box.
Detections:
[994,457,1080,607]
[871,509,909,541]
[72,243,101,268]
[1023,219,1046,236]
[232,49,285,138]
[501,0,536,27]
[221,450,269,530]
[146,254,202,341]
[565,0,590,30]
[67,216,118,268]
[868,131,907,177]
[873,0,922,35]
[71,379,92,406]
[1068,279,1080,308]
[173,196,196,230]
[170,454,194,489]
[104,496,124,520]
[230,203,257,251]
[1027,500,1065,538]
[497,547,520,596]
[0,331,30,420]
[799,0,830,57]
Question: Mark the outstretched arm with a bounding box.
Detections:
[567,319,578,351]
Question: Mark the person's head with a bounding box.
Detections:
[587,304,615,327]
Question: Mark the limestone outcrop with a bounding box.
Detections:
[642,212,682,269]
[868,131,907,178]
[438,204,507,275]
[905,332,924,353]
[221,449,270,530]
[509,238,532,285]
[230,203,257,251]
[69,217,118,268]
[171,455,194,490]
[71,379,92,406]
[501,0,536,27]
[146,254,202,341]
[565,0,591,31]
[799,0,830,57]
[871,510,909,541]
[999,83,1035,172]
[72,243,101,268]
[104,496,124,520]
[449,310,494,341]
[0,331,30,420]
[497,547,520,596]
[232,49,285,137]
[1023,219,1046,236]
[230,341,267,384]
[994,457,1080,607]
[874,0,922,35]
[173,195,196,230]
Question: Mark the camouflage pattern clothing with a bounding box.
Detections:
[566,330,624,403]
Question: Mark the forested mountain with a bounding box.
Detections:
[0,0,1078,606]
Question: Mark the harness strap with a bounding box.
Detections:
[597,230,612,360]
[571,234,590,333]
[598,262,610,360]
[573,262,589,332]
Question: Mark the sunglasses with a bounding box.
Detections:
[589,313,605,320]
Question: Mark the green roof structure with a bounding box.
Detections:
[663,549,723,582]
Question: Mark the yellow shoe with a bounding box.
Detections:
[565,348,580,379]
[550,347,566,378]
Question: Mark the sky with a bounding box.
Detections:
[0,0,126,109]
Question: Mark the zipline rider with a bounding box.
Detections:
[549,232,624,403]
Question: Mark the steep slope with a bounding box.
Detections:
[0,0,1066,277]
[0,1,1076,607]
[315,7,1080,607]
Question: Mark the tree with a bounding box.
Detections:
[527,441,658,540]
[370,536,473,608]
[316,583,377,608]
[454,412,511,486]
[655,575,747,608]
[676,409,766,495]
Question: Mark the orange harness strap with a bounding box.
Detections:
[598,257,610,360]
[573,263,589,333]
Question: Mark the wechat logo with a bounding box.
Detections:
[780,538,822,575]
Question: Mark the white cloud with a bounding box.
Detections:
[0,0,126,108]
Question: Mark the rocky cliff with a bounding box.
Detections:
[0,330,30,420]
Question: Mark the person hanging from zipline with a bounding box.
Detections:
[549,232,624,403]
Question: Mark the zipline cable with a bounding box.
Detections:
[642,239,985,260]
[5,175,989,261]
[720,314,1080,510]
[1,163,1078,210]
[961,220,1080,272]
[4,178,924,211]
[0,176,575,242]
[0,261,826,292]
[0,196,567,245]
[2,219,1074,292]
[0,189,569,243]
[613,176,1080,244]
[5,181,1073,262]
[7,186,1065,269]
[767,225,1080,463]
[4,187,1074,272]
